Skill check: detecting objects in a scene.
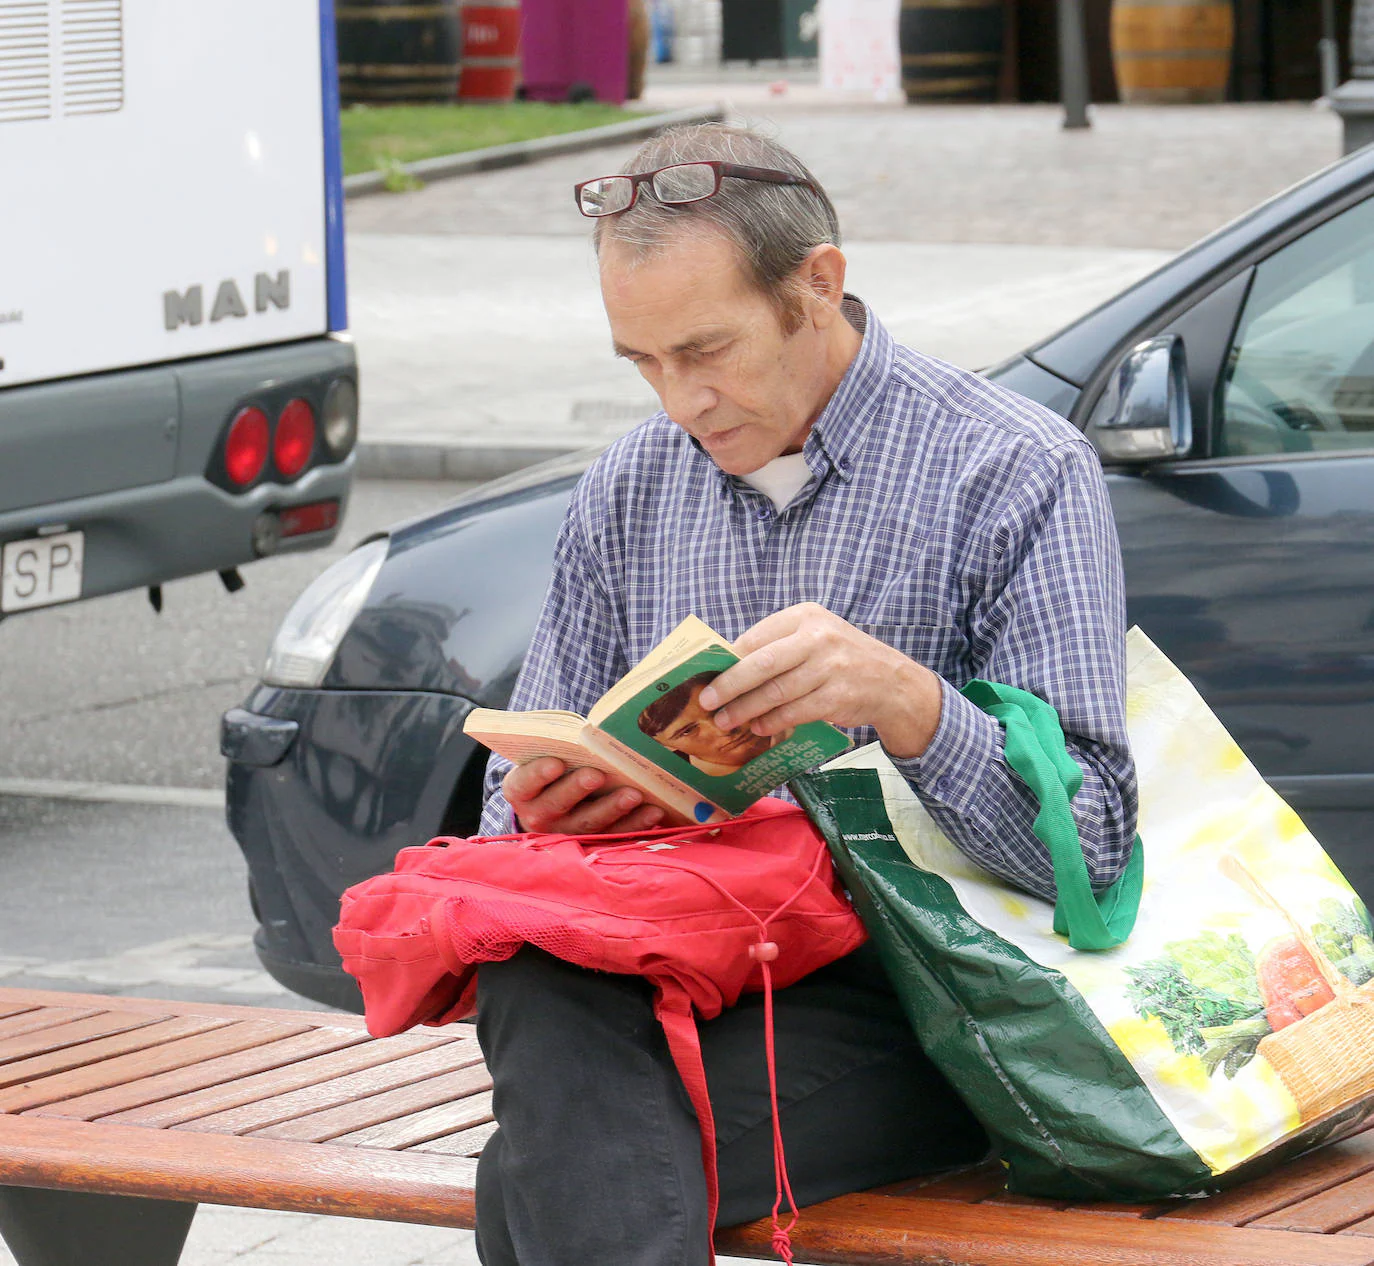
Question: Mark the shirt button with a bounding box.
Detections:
[933,775,953,798]
[756,507,770,519]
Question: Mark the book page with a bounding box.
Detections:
[464,707,723,827]
[464,710,616,776]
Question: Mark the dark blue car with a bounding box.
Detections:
[224,144,1374,1012]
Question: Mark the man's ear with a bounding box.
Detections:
[798,244,848,326]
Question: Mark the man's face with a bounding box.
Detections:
[650,684,772,768]
[600,232,830,476]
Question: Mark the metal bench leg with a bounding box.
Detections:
[0,1186,197,1266]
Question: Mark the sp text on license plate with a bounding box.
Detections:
[1,530,85,613]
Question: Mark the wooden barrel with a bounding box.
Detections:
[627,0,650,102]
[1109,0,1233,104]
[336,2,462,104]
[899,0,1004,104]
[458,0,521,102]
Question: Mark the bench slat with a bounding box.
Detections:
[33,1028,370,1122]
[177,1037,481,1137]
[248,1060,490,1144]
[0,1003,38,1021]
[0,1010,169,1068]
[332,1090,494,1150]
[0,1111,478,1227]
[410,1120,498,1157]
[1063,1200,1173,1218]
[1249,1171,1374,1234]
[715,1191,1374,1265]
[1159,1128,1374,1226]
[0,987,368,1032]
[113,1031,458,1129]
[9,1019,310,1115]
[0,1006,100,1041]
[871,1163,1007,1201]
[0,1017,230,1103]
[982,1190,1071,1209]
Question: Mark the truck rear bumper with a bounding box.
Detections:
[0,336,357,610]
[0,455,354,605]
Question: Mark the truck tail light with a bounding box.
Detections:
[321,377,358,458]
[225,407,271,486]
[275,399,316,479]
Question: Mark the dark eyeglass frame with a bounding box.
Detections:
[573,161,818,218]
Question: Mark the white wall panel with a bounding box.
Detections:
[0,0,328,386]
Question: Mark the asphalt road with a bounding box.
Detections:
[0,479,473,789]
[0,479,472,1009]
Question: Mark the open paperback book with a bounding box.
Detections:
[464,615,853,825]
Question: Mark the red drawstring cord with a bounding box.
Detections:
[751,947,799,1263]
[589,817,830,1265]
[658,845,830,1265]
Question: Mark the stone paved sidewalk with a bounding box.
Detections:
[349,99,1342,251]
[346,92,1343,477]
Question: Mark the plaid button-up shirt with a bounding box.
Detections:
[479,302,1136,901]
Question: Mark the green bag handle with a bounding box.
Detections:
[961,679,1143,951]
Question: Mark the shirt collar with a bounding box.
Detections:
[700,293,894,497]
[801,294,894,484]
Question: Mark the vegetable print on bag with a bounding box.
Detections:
[796,628,1374,1201]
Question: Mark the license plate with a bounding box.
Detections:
[1,530,85,613]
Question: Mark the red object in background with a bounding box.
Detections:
[520,0,629,105]
[459,0,521,102]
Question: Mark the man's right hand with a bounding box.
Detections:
[503,758,667,835]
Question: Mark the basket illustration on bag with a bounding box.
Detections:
[1224,855,1374,1123]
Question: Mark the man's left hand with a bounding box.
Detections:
[697,602,943,759]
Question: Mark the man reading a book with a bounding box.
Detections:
[472,123,1137,1266]
[638,671,775,774]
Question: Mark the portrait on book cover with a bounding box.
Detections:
[637,670,787,777]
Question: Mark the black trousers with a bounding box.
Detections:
[473,943,988,1265]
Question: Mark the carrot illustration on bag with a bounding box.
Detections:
[1256,937,1336,1029]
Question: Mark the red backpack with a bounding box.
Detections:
[333,797,868,1264]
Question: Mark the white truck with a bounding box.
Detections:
[0,0,356,618]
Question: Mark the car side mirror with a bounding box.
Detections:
[1089,335,1193,463]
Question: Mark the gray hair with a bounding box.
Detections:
[592,123,840,329]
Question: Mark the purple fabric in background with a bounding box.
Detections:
[520,0,629,105]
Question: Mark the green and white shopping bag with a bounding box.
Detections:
[793,628,1374,1201]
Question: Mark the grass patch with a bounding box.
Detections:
[340,102,643,177]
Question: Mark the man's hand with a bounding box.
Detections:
[503,757,666,835]
[698,602,943,759]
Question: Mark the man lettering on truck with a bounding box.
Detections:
[473,123,1137,1265]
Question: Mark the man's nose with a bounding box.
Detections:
[659,368,715,429]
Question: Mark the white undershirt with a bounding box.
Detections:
[740,452,812,512]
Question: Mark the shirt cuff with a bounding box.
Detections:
[885,676,1002,816]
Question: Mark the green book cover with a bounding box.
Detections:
[592,640,853,819]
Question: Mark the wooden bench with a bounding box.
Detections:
[4,985,1374,1266]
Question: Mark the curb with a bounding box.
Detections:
[356,439,582,482]
[344,103,726,198]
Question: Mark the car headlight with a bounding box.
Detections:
[262,537,388,688]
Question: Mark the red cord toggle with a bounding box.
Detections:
[749,941,779,963]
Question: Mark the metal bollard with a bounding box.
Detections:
[1057,0,1091,130]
